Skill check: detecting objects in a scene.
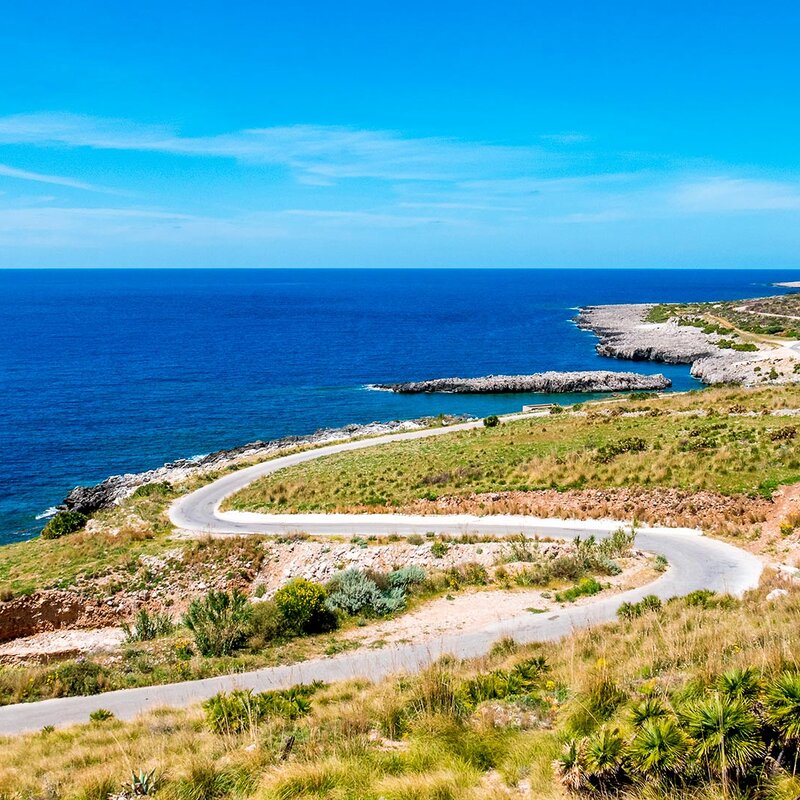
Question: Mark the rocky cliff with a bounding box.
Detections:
[577,304,800,386]
[375,370,671,394]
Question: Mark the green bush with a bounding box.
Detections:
[203,685,317,734]
[274,578,337,634]
[183,589,251,656]
[41,510,87,539]
[89,708,114,723]
[247,599,285,648]
[430,540,449,558]
[388,565,426,590]
[483,415,500,428]
[558,668,800,796]
[594,437,647,463]
[617,594,662,620]
[45,660,107,696]
[122,608,174,642]
[326,569,406,617]
[130,481,173,498]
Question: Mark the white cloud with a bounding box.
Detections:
[0,162,118,193]
[0,112,554,183]
[672,177,800,212]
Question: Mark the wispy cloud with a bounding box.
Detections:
[671,177,800,212]
[0,112,555,183]
[0,162,118,194]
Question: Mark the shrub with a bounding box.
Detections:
[89,708,114,722]
[483,415,500,428]
[122,608,174,642]
[594,437,647,463]
[46,660,107,696]
[388,565,426,590]
[41,510,87,539]
[685,589,717,607]
[183,589,251,656]
[275,578,337,634]
[430,540,449,558]
[130,481,173,498]
[203,685,317,734]
[617,594,662,620]
[326,569,407,617]
[247,599,285,647]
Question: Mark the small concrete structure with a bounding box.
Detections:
[522,403,557,413]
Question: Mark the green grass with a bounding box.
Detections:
[226,386,800,513]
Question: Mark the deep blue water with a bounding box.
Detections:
[2,268,799,545]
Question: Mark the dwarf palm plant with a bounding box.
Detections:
[716,667,763,707]
[584,726,625,784]
[627,717,688,777]
[682,694,765,792]
[765,671,800,775]
[629,696,669,729]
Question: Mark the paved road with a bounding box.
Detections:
[0,414,763,734]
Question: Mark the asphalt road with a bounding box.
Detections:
[0,414,763,734]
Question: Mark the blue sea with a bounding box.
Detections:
[2,268,799,545]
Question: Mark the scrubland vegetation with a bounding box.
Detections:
[0,531,636,706]
[647,294,800,339]
[2,579,799,800]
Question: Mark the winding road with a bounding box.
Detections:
[0,413,763,735]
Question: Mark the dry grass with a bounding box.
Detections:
[2,577,799,800]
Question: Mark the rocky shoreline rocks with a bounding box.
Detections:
[577,304,800,385]
[62,415,469,516]
[374,370,671,394]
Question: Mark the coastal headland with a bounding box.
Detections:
[578,293,800,385]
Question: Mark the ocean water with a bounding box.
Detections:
[2,268,798,545]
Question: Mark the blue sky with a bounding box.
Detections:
[2,1,800,268]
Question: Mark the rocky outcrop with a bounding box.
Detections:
[576,305,719,364]
[62,415,469,516]
[375,370,671,394]
[575,304,788,386]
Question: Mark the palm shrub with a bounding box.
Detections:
[204,685,316,734]
[627,717,688,778]
[765,672,800,748]
[681,693,765,788]
[183,589,251,656]
[716,667,763,706]
[558,670,800,796]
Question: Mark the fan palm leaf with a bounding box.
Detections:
[765,671,800,744]
[627,717,689,776]
[683,694,764,778]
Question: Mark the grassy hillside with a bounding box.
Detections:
[2,578,799,800]
[226,386,800,514]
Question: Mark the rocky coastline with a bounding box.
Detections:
[62,415,469,516]
[374,370,671,394]
[577,304,799,385]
